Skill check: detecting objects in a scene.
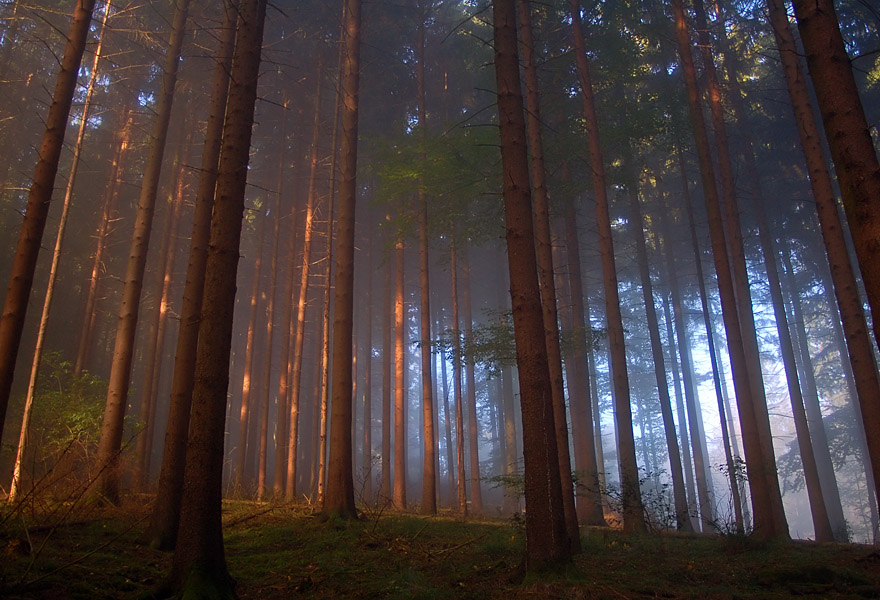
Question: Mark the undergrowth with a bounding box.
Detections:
[2,499,879,599]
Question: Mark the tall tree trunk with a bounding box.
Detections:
[779,236,849,540]
[691,0,788,536]
[235,214,266,492]
[768,0,880,513]
[669,0,786,540]
[461,248,483,516]
[393,238,407,510]
[0,0,98,448]
[263,103,296,498]
[439,314,455,508]
[95,0,191,503]
[285,69,324,499]
[670,166,743,531]
[363,236,374,502]
[494,0,569,569]
[562,206,606,524]
[517,0,580,548]
[569,0,645,533]
[167,0,266,591]
[74,107,134,378]
[415,0,436,515]
[317,149,335,506]
[381,251,392,501]
[790,0,880,352]
[147,0,236,549]
[625,170,691,532]
[322,0,361,519]
[450,236,468,517]
[7,0,111,501]
[134,135,189,491]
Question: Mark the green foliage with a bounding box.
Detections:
[27,352,107,457]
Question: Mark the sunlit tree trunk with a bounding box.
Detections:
[517,0,579,548]
[134,135,188,491]
[624,169,691,532]
[494,0,569,569]
[317,150,335,506]
[235,218,265,493]
[768,0,880,514]
[271,99,291,498]
[285,69,324,499]
[95,0,191,503]
[669,0,786,540]
[562,206,606,525]
[167,0,266,591]
[146,0,236,549]
[7,0,111,501]
[569,0,645,533]
[0,0,98,449]
[392,237,407,510]
[322,0,361,519]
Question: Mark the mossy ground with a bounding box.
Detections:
[2,499,879,599]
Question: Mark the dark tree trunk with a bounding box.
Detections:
[167,0,266,592]
[322,0,361,519]
[146,0,236,549]
[494,0,569,570]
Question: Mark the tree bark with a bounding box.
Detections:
[168,0,266,591]
[147,0,236,549]
[517,0,580,548]
[450,236,468,517]
[569,0,645,533]
[95,0,191,503]
[393,238,407,510]
[322,0,361,519]
[494,0,570,569]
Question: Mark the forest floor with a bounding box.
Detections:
[1,498,880,599]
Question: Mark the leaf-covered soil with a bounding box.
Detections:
[2,499,879,599]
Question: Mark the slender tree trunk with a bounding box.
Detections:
[461,248,483,516]
[236,215,265,493]
[147,0,236,549]
[393,238,407,510]
[95,0,191,503]
[7,0,111,500]
[415,0,436,515]
[0,0,98,447]
[168,0,266,591]
[669,0,786,540]
[271,100,291,498]
[494,0,569,568]
[363,236,374,502]
[569,0,645,533]
[134,135,189,491]
[285,69,324,499]
[317,150,335,506]
[779,237,848,540]
[381,252,392,502]
[322,0,361,518]
[517,0,580,548]
[450,236,468,517]
[562,207,606,524]
[768,0,880,512]
[440,317,455,507]
[625,171,691,532]
[74,107,134,378]
[669,167,742,531]
[692,0,788,536]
